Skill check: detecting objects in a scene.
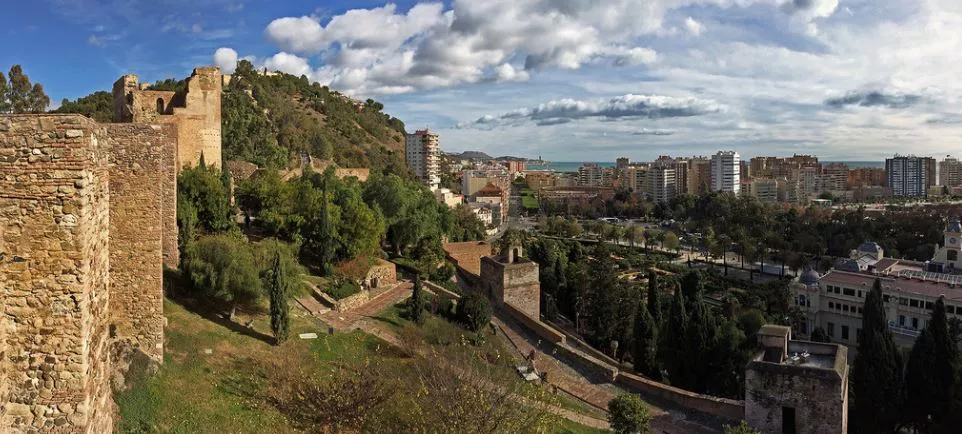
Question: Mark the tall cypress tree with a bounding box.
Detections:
[647,271,661,326]
[905,296,959,432]
[632,294,659,379]
[851,278,903,434]
[410,275,426,325]
[318,176,334,276]
[268,252,290,344]
[658,283,688,387]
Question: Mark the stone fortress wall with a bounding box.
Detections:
[1,65,220,433]
[113,66,222,173]
[0,116,114,432]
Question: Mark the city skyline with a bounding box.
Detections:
[5,1,962,160]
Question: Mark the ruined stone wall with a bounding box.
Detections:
[443,241,492,276]
[0,115,113,433]
[112,67,222,170]
[171,67,221,169]
[130,90,176,123]
[480,257,541,318]
[104,123,173,362]
[745,364,847,434]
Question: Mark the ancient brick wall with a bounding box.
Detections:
[104,123,173,362]
[0,115,113,433]
[745,363,848,434]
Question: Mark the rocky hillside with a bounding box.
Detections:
[54,68,409,175]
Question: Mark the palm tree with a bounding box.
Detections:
[626,225,639,248]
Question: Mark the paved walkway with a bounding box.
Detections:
[492,311,720,434]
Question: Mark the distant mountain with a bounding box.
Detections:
[494,156,529,161]
[448,150,493,161]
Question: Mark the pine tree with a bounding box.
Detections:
[905,296,959,432]
[268,252,290,344]
[851,278,903,434]
[646,271,661,325]
[679,270,703,304]
[410,275,426,325]
[632,294,659,379]
[7,65,33,113]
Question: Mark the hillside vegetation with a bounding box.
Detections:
[54,60,409,175]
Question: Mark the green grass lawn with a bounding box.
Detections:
[115,299,381,433]
[521,188,540,210]
[116,297,610,433]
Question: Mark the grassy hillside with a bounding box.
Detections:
[222,67,408,175]
[53,67,410,175]
[116,293,610,433]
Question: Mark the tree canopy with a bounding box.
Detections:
[0,65,49,113]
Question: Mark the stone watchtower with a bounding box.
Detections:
[745,325,849,434]
[479,245,541,318]
[112,66,222,170]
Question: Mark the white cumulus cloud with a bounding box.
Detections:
[213,47,238,74]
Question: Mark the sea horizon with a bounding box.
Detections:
[531,160,885,172]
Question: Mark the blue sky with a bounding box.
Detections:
[5,0,962,161]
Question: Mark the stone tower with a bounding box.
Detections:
[112,66,222,170]
[745,325,849,434]
[480,245,541,318]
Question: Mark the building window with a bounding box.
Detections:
[899,315,906,326]
[835,287,841,294]
[926,301,934,310]
[950,305,957,314]
[910,299,920,308]
[828,322,835,337]
[858,290,863,298]
[829,302,835,309]
[156,98,165,114]
[883,295,891,303]
[900,297,909,306]
[843,305,850,312]
[844,288,856,296]
[842,325,850,341]
[858,307,863,314]
[949,249,958,261]
[912,317,919,329]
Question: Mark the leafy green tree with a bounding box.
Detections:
[905,296,959,432]
[456,291,492,332]
[178,164,233,233]
[685,292,718,392]
[632,295,659,379]
[267,251,291,343]
[6,65,49,113]
[222,87,287,167]
[607,394,651,434]
[176,190,200,272]
[663,231,679,253]
[53,90,113,122]
[185,234,262,320]
[410,275,426,325]
[851,279,904,434]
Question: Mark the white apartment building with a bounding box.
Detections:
[940,156,962,187]
[647,167,677,204]
[405,129,441,188]
[710,151,741,194]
